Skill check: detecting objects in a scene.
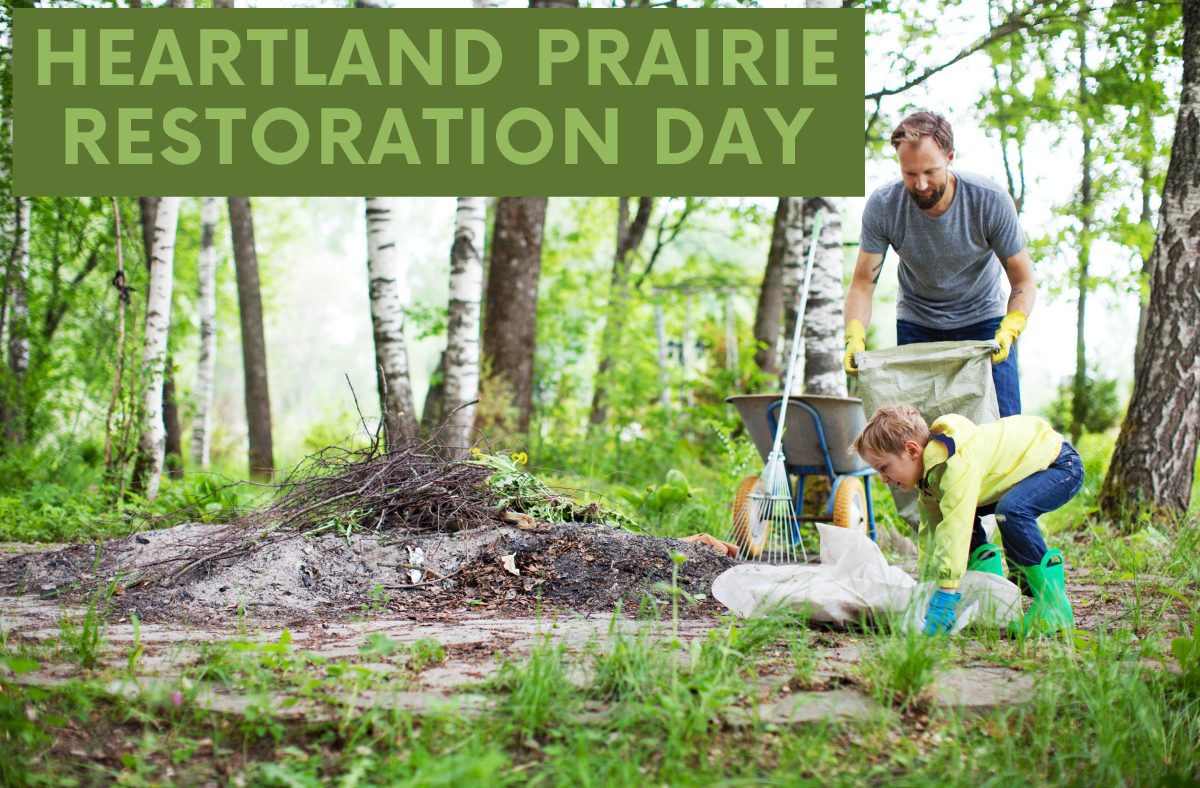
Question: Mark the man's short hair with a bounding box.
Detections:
[890,112,954,154]
[851,403,930,457]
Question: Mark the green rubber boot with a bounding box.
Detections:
[1009,549,1075,637]
[967,544,1005,578]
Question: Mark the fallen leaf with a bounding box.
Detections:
[501,554,520,576]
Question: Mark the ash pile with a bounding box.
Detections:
[1,440,736,624]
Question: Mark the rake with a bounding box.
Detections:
[727,210,825,563]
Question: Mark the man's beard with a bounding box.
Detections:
[907,181,946,210]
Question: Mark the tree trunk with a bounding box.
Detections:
[365,196,419,444]
[800,197,847,397]
[590,196,654,426]
[1071,15,1093,446]
[163,361,183,478]
[138,196,183,476]
[3,195,30,445]
[780,197,846,396]
[190,196,219,469]
[422,349,447,428]
[1100,0,1200,520]
[1133,160,1154,378]
[753,198,789,378]
[131,197,181,501]
[441,196,486,449]
[481,197,547,434]
[227,196,274,479]
[138,197,158,266]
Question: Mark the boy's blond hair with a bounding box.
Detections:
[850,403,930,457]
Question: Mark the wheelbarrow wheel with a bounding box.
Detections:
[730,475,769,559]
[832,477,869,535]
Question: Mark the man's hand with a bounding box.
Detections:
[842,250,883,375]
[992,311,1027,364]
[844,320,867,377]
[922,588,962,635]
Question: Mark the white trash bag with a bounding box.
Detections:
[712,524,1022,633]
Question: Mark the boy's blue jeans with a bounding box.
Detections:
[896,316,1021,417]
[968,442,1085,571]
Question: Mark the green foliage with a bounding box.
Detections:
[614,469,695,515]
[1044,369,1121,436]
[1171,611,1200,691]
[0,481,111,542]
[152,474,242,522]
[471,450,639,530]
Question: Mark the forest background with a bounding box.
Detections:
[0,0,1196,545]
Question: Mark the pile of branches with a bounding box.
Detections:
[253,436,501,538]
[118,415,635,588]
[121,430,506,588]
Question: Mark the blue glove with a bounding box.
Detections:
[922,589,962,636]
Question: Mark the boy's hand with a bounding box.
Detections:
[922,589,962,635]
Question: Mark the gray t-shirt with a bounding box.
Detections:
[859,169,1026,329]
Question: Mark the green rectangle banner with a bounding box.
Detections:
[14,7,865,197]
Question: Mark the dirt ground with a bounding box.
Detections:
[0,521,739,625]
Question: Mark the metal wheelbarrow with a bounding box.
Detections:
[725,394,878,557]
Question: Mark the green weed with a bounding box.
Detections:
[861,625,948,711]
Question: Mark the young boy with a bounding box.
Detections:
[851,404,1085,636]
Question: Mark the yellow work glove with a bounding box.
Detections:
[992,311,1027,364]
[844,320,867,377]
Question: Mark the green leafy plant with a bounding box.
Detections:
[1044,369,1121,436]
[1171,610,1200,690]
[615,469,697,515]
[471,450,639,530]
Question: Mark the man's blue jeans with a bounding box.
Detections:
[968,442,1085,575]
[896,316,1021,417]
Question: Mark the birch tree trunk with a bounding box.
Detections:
[800,197,847,397]
[228,196,274,479]
[3,195,30,445]
[366,197,418,444]
[1100,0,1200,520]
[780,197,847,397]
[787,0,847,398]
[442,196,486,450]
[131,197,181,501]
[190,196,219,468]
[753,197,789,378]
[481,196,547,434]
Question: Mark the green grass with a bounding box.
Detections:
[11,603,1200,787]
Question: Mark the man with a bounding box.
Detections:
[843,111,1036,418]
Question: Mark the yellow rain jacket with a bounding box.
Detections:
[916,414,1064,588]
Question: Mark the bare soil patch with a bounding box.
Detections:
[0,521,736,625]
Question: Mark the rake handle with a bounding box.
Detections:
[770,209,825,457]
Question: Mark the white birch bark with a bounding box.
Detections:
[780,197,846,397]
[442,196,486,450]
[366,196,418,443]
[778,197,804,388]
[135,196,181,501]
[190,197,219,468]
[800,197,847,397]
